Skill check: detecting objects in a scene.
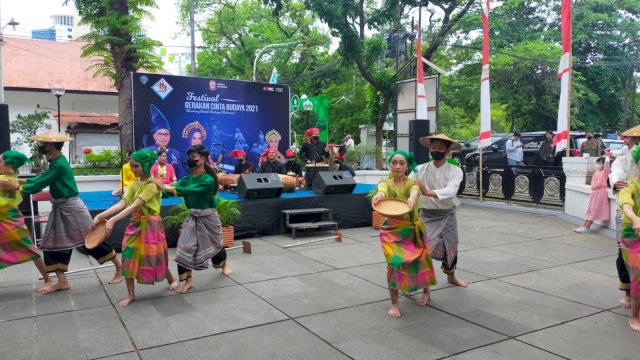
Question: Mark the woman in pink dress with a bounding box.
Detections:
[150,149,177,185]
[576,156,611,233]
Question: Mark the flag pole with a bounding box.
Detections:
[565,1,572,158]
[479,148,484,201]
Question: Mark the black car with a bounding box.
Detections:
[453,133,509,165]
[465,131,605,166]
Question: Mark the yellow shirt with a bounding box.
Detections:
[120,163,136,189]
[0,175,21,208]
[123,179,161,216]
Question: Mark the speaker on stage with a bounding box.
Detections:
[409,119,430,164]
[312,171,356,195]
[0,104,10,153]
[237,173,284,199]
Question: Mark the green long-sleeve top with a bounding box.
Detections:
[168,172,217,209]
[22,155,78,199]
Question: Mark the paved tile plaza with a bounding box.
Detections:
[1,205,639,359]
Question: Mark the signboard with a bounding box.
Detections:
[290,95,300,112]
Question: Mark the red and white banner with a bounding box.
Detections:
[479,0,492,149]
[554,0,572,153]
[416,27,428,120]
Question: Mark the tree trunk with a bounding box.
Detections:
[118,74,134,152]
[375,95,391,169]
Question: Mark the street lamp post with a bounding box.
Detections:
[0,17,20,103]
[51,85,65,132]
[252,41,299,82]
[303,97,314,129]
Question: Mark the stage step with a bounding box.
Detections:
[287,220,338,239]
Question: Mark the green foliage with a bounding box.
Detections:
[215,196,242,226]
[83,150,127,168]
[8,111,51,171]
[72,167,121,176]
[164,203,189,229]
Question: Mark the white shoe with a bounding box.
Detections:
[575,227,586,233]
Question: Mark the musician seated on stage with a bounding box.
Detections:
[299,128,330,164]
[230,149,255,174]
[259,148,286,174]
[285,149,302,177]
[335,153,356,177]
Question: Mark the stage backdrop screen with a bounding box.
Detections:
[132,73,290,178]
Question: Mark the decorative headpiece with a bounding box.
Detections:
[265,129,281,141]
[182,121,207,141]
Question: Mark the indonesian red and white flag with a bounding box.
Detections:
[478,0,492,149]
[416,27,428,120]
[554,0,572,153]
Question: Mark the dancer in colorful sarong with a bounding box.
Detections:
[93,149,177,306]
[14,131,122,293]
[153,144,232,294]
[0,151,51,289]
[410,133,467,288]
[372,150,437,318]
[618,145,640,332]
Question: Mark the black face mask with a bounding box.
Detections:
[38,144,49,155]
[238,158,245,163]
[586,136,593,140]
[312,136,320,141]
[186,159,200,169]
[430,151,446,161]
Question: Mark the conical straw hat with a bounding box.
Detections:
[30,130,73,142]
[622,125,640,137]
[419,133,462,151]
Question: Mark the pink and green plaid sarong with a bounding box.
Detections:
[380,217,437,292]
[621,230,640,300]
[121,214,168,285]
[0,207,40,270]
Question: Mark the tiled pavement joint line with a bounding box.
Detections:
[512,338,572,360]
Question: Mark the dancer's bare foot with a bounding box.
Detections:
[108,273,123,284]
[40,281,70,294]
[38,280,54,293]
[176,280,194,294]
[620,296,632,309]
[168,280,178,291]
[387,304,401,318]
[630,318,640,332]
[221,264,233,276]
[118,295,136,307]
[416,288,431,306]
[447,274,468,288]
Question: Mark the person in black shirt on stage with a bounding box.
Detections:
[336,153,356,177]
[299,128,330,164]
[231,150,255,174]
[259,148,286,174]
[285,149,302,177]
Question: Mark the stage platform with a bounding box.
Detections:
[81,184,375,249]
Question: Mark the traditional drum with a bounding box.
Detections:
[217,173,240,188]
[279,174,296,193]
[304,163,329,189]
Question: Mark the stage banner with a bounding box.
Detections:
[132,73,290,177]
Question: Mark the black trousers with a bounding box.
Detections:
[43,243,116,273]
[617,248,631,292]
[441,251,457,275]
[177,248,227,281]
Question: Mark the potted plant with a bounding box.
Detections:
[365,184,383,229]
[163,203,189,235]
[215,196,241,247]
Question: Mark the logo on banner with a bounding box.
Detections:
[139,75,148,85]
[152,78,173,100]
[208,80,217,91]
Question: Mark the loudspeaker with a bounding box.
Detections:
[0,104,10,153]
[237,173,283,199]
[312,171,356,195]
[409,119,430,164]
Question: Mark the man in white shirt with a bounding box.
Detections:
[610,125,640,309]
[611,135,635,157]
[505,132,524,166]
[411,133,467,287]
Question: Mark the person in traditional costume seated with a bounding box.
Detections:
[258,129,286,167]
[410,133,467,288]
[231,149,255,174]
[335,152,356,177]
[14,130,122,293]
[151,148,177,185]
[259,148,286,174]
[299,128,330,164]
[618,145,640,332]
[93,149,177,306]
[285,149,304,187]
[371,150,437,318]
[112,151,136,196]
[0,151,51,289]
[152,144,232,294]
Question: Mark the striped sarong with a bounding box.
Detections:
[122,215,168,285]
[419,208,458,266]
[40,196,92,250]
[175,208,224,271]
[0,207,40,270]
[621,233,640,300]
[380,217,437,292]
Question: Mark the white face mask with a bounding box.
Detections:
[595,164,603,171]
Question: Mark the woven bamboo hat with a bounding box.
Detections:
[373,199,410,218]
[85,220,108,250]
[622,125,640,137]
[30,130,73,142]
[419,133,462,151]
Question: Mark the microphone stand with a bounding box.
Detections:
[103,121,130,199]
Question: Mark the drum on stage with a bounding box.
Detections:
[304,163,329,189]
[218,173,240,188]
[279,174,296,193]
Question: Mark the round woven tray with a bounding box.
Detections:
[85,220,108,250]
[373,198,410,218]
